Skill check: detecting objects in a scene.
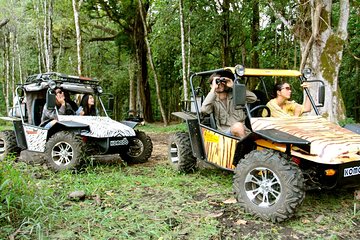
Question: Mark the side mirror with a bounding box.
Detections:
[306,79,325,107]
[46,90,56,110]
[233,82,246,110]
[318,85,325,107]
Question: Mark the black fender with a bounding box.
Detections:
[249,128,311,155]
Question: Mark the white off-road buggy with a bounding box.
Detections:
[0,72,153,171]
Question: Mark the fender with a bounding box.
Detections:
[250,128,311,155]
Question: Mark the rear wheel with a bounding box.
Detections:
[45,131,85,171]
[168,132,197,173]
[119,130,153,164]
[233,149,305,222]
[0,130,20,161]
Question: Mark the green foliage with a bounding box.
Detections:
[0,0,359,120]
[0,157,37,228]
[338,117,356,127]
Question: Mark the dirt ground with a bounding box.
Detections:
[146,132,360,240]
[148,132,171,162]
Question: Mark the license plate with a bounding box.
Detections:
[344,166,360,177]
[110,138,128,146]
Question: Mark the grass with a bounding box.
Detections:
[1,123,360,239]
[136,122,187,133]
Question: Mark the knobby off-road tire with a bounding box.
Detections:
[233,149,305,223]
[168,132,197,173]
[119,130,153,164]
[45,131,85,171]
[0,130,20,161]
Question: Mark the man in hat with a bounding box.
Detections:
[201,71,257,138]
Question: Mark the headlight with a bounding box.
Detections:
[303,68,312,79]
[235,65,245,76]
[48,80,57,90]
[97,86,103,94]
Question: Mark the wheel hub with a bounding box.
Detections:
[244,167,282,208]
[260,179,272,193]
[52,141,73,166]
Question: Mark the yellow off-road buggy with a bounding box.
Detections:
[168,65,360,222]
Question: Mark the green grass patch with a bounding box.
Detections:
[1,157,359,239]
[136,122,187,133]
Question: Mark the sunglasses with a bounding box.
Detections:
[55,90,63,94]
[281,86,291,91]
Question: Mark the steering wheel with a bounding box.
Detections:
[249,105,271,117]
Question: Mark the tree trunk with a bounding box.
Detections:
[43,0,54,72]
[179,0,188,101]
[270,0,349,123]
[134,14,153,123]
[249,0,260,90]
[56,31,63,72]
[221,0,230,66]
[15,34,23,83]
[4,32,10,113]
[11,32,15,98]
[0,18,9,29]
[138,0,168,126]
[72,0,83,75]
[129,62,136,115]
[302,0,349,122]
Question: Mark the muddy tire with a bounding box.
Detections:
[168,132,197,173]
[233,149,305,222]
[45,131,85,171]
[0,130,20,161]
[120,130,153,164]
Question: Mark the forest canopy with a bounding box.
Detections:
[0,0,359,123]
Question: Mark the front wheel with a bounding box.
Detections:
[233,149,305,222]
[168,132,197,173]
[0,130,21,161]
[45,131,85,171]
[119,130,153,164]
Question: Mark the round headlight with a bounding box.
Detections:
[303,68,312,79]
[48,80,57,90]
[97,86,103,94]
[235,65,245,76]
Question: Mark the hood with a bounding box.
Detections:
[57,115,136,138]
[251,116,360,164]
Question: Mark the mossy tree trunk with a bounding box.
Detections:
[270,0,349,123]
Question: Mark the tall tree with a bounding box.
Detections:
[138,0,168,125]
[270,0,350,122]
[220,0,230,66]
[72,0,83,75]
[179,0,188,101]
[43,0,54,72]
[86,0,154,122]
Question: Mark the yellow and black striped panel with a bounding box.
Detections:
[200,127,239,169]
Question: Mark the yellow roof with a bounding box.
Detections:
[224,67,302,77]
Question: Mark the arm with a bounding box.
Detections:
[294,83,311,116]
[200,91,216,115]
[245,90,257,104]
[200,78,218,115]
[41,104,56,122]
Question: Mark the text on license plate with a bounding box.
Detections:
[344,166,360,177]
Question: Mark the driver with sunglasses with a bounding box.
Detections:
[40,87,75,128]
[265,82,311,117]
